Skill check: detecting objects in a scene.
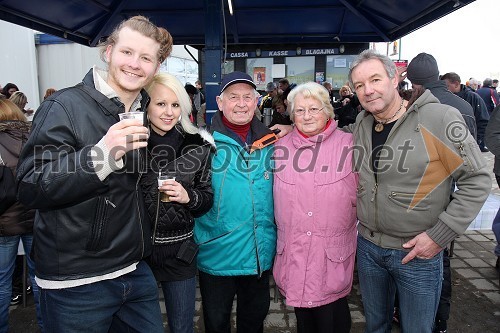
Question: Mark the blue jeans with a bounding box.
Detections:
[493,208,500,256]
[357,236,443,333]
[0,234,43,333]
[161,277,196,333]
[40,260,164,333]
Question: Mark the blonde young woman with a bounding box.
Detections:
[141,73,214,333]
[9,92,34,119]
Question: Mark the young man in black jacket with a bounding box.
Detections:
[16,16,172,332]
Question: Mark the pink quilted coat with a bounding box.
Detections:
[273,122,358,308]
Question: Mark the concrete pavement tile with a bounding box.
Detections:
[453,249,475,258]
[288,312,297,327]
[468,234,492,242]
[269,299,283,311]
[351,310,366,323]
[455,268,482,278]
[461,242,489,251]
[464,258,492,267]
[450,258,468,268]
[469,279,497,290]
[486,258,499,267]
[159,301,166,313]
[477,268,500,279]
[483,292,500,304]
[476,240,496,251]
[264,313,287,327]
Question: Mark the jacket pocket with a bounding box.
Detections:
[274,170,296,226]
[323,242,356,295]
[387,189,429,211]
[273,238,288,293]
[86,197,113,251]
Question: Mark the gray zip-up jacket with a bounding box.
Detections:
[353,90,490,249]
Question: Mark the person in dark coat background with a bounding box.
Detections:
[0,99,43,332]
[441,72,490,152]
[406,52,478,333]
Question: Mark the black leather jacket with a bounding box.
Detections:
[141,128,214,254]
[16,69,152,281]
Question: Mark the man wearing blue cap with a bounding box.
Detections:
[195,71,277,333]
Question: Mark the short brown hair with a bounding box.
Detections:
[0,99,27,121]
[44,88,57,100]
[99,15,173,64]
[272,94,285,109]
[440,72,461,84]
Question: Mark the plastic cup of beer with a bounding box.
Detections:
[158,173,176,202]
[118,111,144,124]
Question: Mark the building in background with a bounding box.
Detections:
[221,43,368,94]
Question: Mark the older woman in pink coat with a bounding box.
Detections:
[273,82,357,333]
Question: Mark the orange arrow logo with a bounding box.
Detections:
[409,125,464,210]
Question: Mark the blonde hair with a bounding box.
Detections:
[9,91,27,110]
[146,73,198,135]
[339,85,352,96]
[0,99,27,121]
[287,82,334,122]
[99,15,173,64]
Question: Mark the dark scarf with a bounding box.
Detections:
[147,125,190,266]
[147,125,184,172]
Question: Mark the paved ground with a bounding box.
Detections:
[7,152,500,333]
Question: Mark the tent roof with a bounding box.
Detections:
[0,0,474,47]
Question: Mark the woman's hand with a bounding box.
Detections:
[159,180,190,204]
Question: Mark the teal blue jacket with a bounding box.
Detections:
[195,113,276,276]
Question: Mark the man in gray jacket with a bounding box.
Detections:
[349,50,490,333]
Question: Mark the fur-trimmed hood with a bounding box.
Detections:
[198,127,216,149]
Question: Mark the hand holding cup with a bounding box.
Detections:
[103,112,149,161]
[158,172,190,204]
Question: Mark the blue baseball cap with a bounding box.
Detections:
[220,71,256,94]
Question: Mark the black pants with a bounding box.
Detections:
[435,248,451,330]
[198,270,270,333]
[294,296,351,333]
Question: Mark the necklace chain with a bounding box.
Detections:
[374,99,405,132]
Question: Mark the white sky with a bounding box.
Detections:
[373,0,499,83]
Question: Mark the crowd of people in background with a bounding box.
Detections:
[1,14,500,333]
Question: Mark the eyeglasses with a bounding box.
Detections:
[293,107,324,117]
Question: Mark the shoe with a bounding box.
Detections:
[392,307,400,325]
[10,294,21,306]
[480,146,490,152]
[434,320,447,333]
